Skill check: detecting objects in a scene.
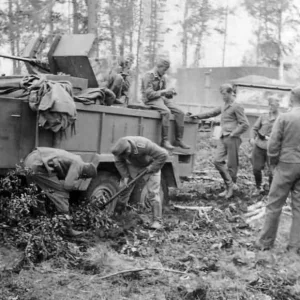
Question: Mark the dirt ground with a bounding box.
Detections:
[1,136,300,300]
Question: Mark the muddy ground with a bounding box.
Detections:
[1,135,300,300]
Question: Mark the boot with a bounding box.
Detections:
[215,162,233,199]
[149,202,163,230]
[173,125,190,149]
[161,126,174,150]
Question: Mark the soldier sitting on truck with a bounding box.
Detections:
[96,54,134,105]
[111,136,168,230]
[249,97,280,196]
[24,147,97,236]
[141,58,190,151]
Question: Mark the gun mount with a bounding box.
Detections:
[0,34,98,89]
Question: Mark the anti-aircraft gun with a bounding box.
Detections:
[0,34,100,93]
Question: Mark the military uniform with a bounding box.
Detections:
[258,107,300,249]
[24,147,96,214]
[141,63,189,150]
[195,101,249,187]
[251,112,279,189]
[111,136,168,228]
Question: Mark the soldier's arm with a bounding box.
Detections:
[191,107,222,120]
[251,116,262,139]
[114,156,130,179]
[142,73,166,100]
[267,116,283,162]
[146,142,168,173]
[64,162,81,191]
[230,105,249,137]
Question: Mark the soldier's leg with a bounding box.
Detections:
[145,98,174,150]
[108,73,124,100]
[288,173,300,249]
[252,145,267,192]
[145,170,162,229]
[163,98,190,149]
[225,136,242,184]
[258,162,294,248]
[213,137,233,198]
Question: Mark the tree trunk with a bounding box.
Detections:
[107,0,117,57]
[72,0,79,34]
[87,0,98,56]
[8,0,16,73]
[222,0,229,67]
[182,0,189,67]
[277,0,284,80]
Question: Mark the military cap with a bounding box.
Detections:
[111,138,131,156]
[220,83,233,93]
[82,163,97,178]
[156,57,170,68]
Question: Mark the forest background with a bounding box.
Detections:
[1,0,300,86]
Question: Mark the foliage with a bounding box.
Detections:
[0,167,114,265]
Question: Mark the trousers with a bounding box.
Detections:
[24,150,69,214]
[252,144,273,188]
[213,136,242,183]
[145,97,185,127]
[258,162,300,248]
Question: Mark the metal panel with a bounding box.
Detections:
[0,98,22,167]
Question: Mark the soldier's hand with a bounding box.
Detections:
[145,165,154,174]
[265,136,270,141]
[120,177,130,188]
[189,114,199,119]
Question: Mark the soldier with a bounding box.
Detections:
[111,136,168,230]
[255,86,300,252]
[24,147,97,236]
[97,54,134,104]
[250,97,280,196]
[190,83,249,199]
[141,58,190,151]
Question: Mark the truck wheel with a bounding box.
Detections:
[129,175,169,210]
[85,171,120,212]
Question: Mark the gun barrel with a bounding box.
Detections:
[0,54,33,63]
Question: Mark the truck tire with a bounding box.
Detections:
[129,175,169,209]
[85,171,120,212]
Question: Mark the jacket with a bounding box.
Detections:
[111,136,168,178]
[268,107,300,163]
[196,101,249,137]
[251,112,279,150]
[36,147,85,191]
[141,69,166,103]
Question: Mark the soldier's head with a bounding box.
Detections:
[220,83,234,103]
[111,138,131,159]
[268,96,280,113]
[156,58,170,76]
[290,86,300,107]
[81,163,97,179]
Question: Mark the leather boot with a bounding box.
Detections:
[173,125,191,149]
[149,202,163,230]
[161,126,174,150]
[214,162,233,199]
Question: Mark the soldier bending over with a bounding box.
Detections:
[111,136,168,230]
[24,147,97,236]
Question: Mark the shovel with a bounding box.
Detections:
[99,169,148,210]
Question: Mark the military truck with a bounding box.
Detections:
[0,34,198,207]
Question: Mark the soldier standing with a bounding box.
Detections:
[24,147,97,236]
[255,86,300,251]
[141,58,190,151]
[111,136,168,230]
[190,84,249,199]
[250,97,280,196]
